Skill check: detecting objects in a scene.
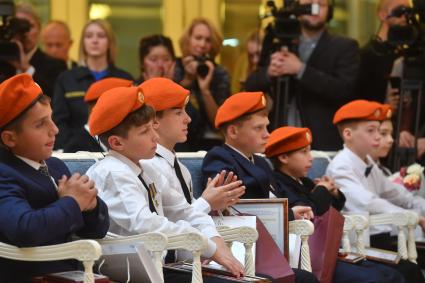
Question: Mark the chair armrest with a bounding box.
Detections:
[289,220,314,272]
[167,233,207,283]
[0,240,101,283]
[406,211,419,263]
[343,214,369,255]
[370,212,409,260]
[217,226,258,276]
[99,232,168,282]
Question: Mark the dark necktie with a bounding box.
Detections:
[38,165,50,177]
[137,174,158,214]
[173,158,192,204]
[365,165,373,177]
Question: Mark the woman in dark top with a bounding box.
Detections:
[174,18,231,151]
[52,19,133,150]
[136,34,175,85]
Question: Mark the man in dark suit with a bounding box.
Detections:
[0,74,109,282]
[245,0,359,151]
[16,3,67,98]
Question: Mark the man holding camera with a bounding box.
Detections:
[356,0,411,103]
[14,3,67,98]
[245,0,359,151]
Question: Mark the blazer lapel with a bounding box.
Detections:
[305,30,330,67]
[0,148,57,194]
[223,145,270,196]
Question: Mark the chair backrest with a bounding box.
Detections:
[177,152,207,199]
[307,151,334,180]
[53,152,102,175]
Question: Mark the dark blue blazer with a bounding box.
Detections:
[202,145,298,221]
[0,148,109,282]
[273,171,346,216]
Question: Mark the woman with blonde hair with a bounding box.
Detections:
[53,19,133,151]
[174,17,231,151]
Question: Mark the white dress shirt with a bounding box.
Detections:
[86,150,218,257]
[326,146,425,234]
[144,144,211,214]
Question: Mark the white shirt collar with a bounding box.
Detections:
[155,144,175,167]
[342,146,375,176]
[108,150,142,176]
[225,143,252,161]
[15,154,44,170]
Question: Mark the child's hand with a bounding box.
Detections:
[203,173,245,210]
[292,206,314,220]
[210,237,244,278]
[316,176,339,197]
[57,173,98,211]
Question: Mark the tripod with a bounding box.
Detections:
[391,78,423,171]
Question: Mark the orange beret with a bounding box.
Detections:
[0,74,43,128]
[140,78,190,111]
[333,100,384,125]
[265,127,312,157]
[215,92,266,128]
[84,78,133,103]
[89,86,145,136]
[380,104,393,120]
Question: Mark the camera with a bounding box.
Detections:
[259,0,319,67]
[194,55,212,78]
[0,0,31,81]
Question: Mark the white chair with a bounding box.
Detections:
[217,226,259,276]
[0,240,102,283]
[289,219,315,272]
[342,212,419,264]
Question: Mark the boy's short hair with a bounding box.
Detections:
[1,94,50,133]
[336,119,360,138]
[99,104,155,149]
[219,108,268,135]
[0,95,50,147]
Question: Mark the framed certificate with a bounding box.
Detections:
[232,198,289,259]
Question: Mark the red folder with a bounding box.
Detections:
[255,217,295,283]
[308,207,344,283]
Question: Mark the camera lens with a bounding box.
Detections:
[196,62,209,78]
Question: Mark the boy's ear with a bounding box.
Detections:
[108,135,125,151]
[342,127,352,141]
[0,130,18,148]
[277,153,289,165]
[227,124,239,140]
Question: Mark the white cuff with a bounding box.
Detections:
[193,197,211,214]
[202,238,217,258]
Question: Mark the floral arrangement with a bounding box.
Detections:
[398,163,424,192]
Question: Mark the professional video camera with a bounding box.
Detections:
[0,0,31,81]
[259,0,319,67]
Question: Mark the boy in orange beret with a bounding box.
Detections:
[85,84,244,282]
[0,74,109,282]
[141,78,245,214]
[266,126,408,283]
[265,127,345,216]
[326,100,425,283]
[63,77,133,153]
[202,91,321,283]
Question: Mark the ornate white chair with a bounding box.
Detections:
[289,219,315,272]
[342,212,419,263]
[0,240,102,283]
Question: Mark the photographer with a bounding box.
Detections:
[15,3,66,98]
[356,0,411,103]
[174,18,231,151]
[245,0,359,151]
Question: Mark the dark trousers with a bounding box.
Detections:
[371,233,425,283]
[333,260,405,283]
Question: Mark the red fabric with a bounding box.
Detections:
[255,217,295,283]
[308,207,344,283]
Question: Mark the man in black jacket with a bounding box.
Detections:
[15,3,67,98]
[245,0,359,151]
